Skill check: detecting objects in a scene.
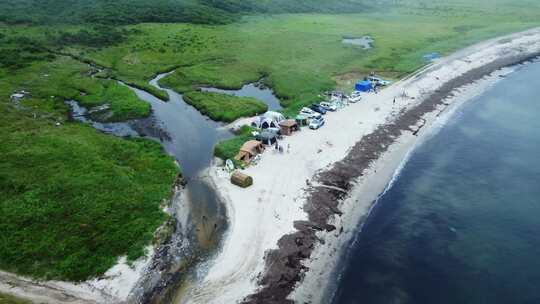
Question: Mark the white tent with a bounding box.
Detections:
[251,116,279,129]
[260,118,278,129]
[263,111,285,123]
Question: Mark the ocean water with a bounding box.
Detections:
[332,61,540,304]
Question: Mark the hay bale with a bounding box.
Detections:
[231,171,253,188]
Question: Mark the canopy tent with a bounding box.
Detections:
[256,131,278,146]
[263,111,285,123]
[235,140,265,165]
[295,115,309,127]
[279,119,299,136]
[261,118,279,130]
[355,80,372,92]
[251,117,279,130]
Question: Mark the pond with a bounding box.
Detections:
[342,36,374,49]
[201,82,283,111]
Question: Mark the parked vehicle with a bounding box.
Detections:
[309,116,325,130]
[300,107,322,119]
[368,76,391,86]
[309,104,327,115]
[349,91,362,103]
[319,101,337,112]
[330,91,346,99]
[330,95,342,103]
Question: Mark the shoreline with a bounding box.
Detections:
[290,65,520,303]
[187,28,540,304]
[1,28,540,304]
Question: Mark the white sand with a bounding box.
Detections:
[182,28,540,304]
[2,28,540,304]
[0,246,155,304]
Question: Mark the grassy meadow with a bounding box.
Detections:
[1,0,540,282]
[183,91,268,122]
[214,125,257,163]
[0,293,31,304]
[61,3,540,117]
[0,101,178,281]
[0,33,178,281]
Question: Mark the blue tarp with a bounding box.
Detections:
[423,52,441,62]
[355,80,372,92]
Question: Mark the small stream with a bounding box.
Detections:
[201,82,283,111]
[66,100,139,137]
[68,71,282,303]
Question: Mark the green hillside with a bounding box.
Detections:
[0,0,371,25]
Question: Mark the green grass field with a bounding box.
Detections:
[56,3,540,118]
[1,0,540,282]
[183,91,268,122]
[0,101,178,281]
[0,293,31,304]
[214,125,257,163]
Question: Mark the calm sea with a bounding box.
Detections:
[332,60,540,304]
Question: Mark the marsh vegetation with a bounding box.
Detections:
[1,0,539,283]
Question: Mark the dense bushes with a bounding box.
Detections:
[55,26,130,47]
[0,36,54,70]
[0,0,235,26]
[214,125,257,162]
[183,91,268,122]
[0,0,370,26]
[0,103,178,281]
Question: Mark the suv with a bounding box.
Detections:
[320,102,337,112]
[300,107,322,119]
[368,76,391,86]
[349,91,362,103]
[309,116,325,130]
[309,104,327,115]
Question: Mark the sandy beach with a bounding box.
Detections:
[0,249,153,304]
[181,28,540,304]
[2,28,540,304]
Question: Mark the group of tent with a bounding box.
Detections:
[235,111,300,165]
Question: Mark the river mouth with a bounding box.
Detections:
[67,70,284,303]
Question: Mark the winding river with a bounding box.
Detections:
[69,71,282,303]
